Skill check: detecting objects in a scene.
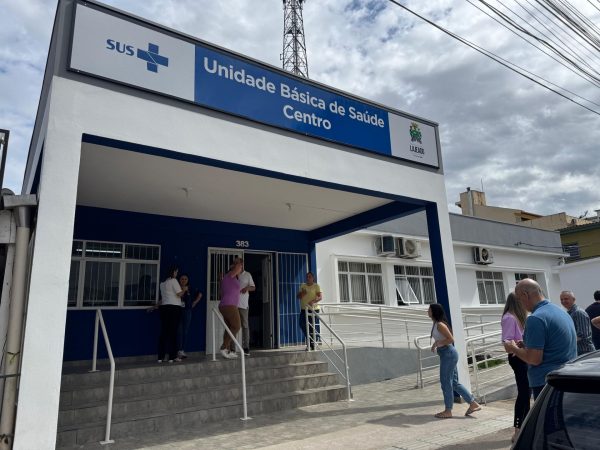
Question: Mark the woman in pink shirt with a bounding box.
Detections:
[218,259,243,359]
[501,292,530,442]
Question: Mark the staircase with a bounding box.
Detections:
[57,351,347,448]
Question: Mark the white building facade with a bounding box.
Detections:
[5,1,468,448]
[317,213,565,314]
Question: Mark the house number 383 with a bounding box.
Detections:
[235,240,250,248]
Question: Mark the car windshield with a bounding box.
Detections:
[533,390,600,450]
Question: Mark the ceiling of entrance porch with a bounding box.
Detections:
[77,143,392,231]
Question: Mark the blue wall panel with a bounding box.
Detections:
[277,253,308,346]
[64,206,310,361]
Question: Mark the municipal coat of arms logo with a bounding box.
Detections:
[409,122,422,144]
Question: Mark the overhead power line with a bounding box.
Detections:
[386,0,600,117]
[465,0,600,106]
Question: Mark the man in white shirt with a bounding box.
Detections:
[237,258,255,356]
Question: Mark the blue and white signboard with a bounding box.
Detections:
[69,2,440,168]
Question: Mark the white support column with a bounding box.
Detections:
[13,83,82,450]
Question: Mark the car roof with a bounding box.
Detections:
[546,350,600,391]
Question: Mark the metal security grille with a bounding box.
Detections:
[277,252,308,347]
[69,240,160,308]
[206,248,243,353]
[207,249,243,301]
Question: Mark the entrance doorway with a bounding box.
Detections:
[243,252,273,349]
[206,248,274,352]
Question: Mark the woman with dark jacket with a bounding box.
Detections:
[501,292,530,442]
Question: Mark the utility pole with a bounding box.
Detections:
[281,0,309,78]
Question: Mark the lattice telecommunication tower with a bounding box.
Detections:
[281,0,309,78]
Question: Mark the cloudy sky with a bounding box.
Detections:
[1,0,599,217]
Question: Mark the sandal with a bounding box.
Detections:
[434,411,453,419]
[465,405,481,416]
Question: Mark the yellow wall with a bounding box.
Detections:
[561,226,600,260]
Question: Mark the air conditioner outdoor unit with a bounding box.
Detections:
[375,235,396,256]
[396,238,421,258]
[474,246,494,264]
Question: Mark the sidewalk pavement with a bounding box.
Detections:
[83,374,514,450]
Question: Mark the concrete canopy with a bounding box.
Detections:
[77,138,425,235]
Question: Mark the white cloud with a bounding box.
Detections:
[1,0,598,216]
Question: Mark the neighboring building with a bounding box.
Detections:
[453,190,600,307]
[559,219,600,262]
[317,212,565,315]
[557,220,600,304]
[455,187,593,231]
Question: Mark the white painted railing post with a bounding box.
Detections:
[97,311,115,445]
[379,306,385,348]
[212,308,216,361]
[211,307,250,420]
[470,340,480,399]
[305,308,310,350]
[90,310,100,373]
[416,346,423,388]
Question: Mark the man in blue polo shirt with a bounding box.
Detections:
[503,279,577,399]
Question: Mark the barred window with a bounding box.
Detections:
[476,271,506,305]
[515,273,537,284]
[338,260,384,304]
[394,265,436,305]
[563,243,580,261]
[68,240,160,308]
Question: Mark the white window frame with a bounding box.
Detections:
[394,264,437,305]
[514,272,538,283]
[476,270,506,305]
[69,239,161,309]
[337,259,385,305]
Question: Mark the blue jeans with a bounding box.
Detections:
[437,345,474,410]
[177,308,193,352]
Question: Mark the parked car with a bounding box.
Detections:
[513,350,600,449]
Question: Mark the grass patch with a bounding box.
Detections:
[477,359,505,369]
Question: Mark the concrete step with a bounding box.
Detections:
[58,372,340,427]
[61,351,318,389]
[57,384,348,448]
[57,351,348,448]
[60,360,329,408]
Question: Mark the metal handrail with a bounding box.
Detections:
[465,330,510,399]
[413,334,440,388]
[413,328,510,396]
[211,307,250,420]
[90,309,115,445]
[306,307,352,401]
[318,306,435,350]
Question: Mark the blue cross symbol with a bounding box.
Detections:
[136,43,169,73]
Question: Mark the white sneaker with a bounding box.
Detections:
[220,349,230,359]
[229,351,239,358]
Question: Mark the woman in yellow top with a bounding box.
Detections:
[297,272,322,350]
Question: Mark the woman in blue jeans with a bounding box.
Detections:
[429,304,481,419]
